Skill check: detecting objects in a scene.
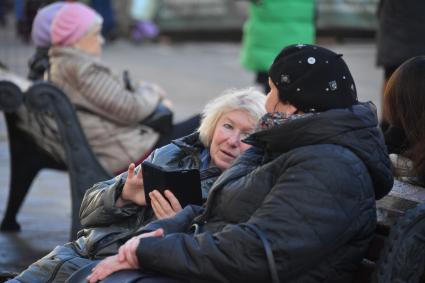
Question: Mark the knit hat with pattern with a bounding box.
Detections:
[269,44,358,113]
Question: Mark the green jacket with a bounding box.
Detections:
[240,0,316,72]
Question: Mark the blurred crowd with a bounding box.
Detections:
[0,0,159,43]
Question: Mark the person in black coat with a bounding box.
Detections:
[80,44,393,283]
[376,0,425,127]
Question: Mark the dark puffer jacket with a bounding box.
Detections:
[134,102,393,283]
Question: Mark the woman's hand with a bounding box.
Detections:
[150,190,183,219]
[86,255,131,283]
[87,229,164,283]
[116,163,146,207]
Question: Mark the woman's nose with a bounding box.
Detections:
[227,133,240,146]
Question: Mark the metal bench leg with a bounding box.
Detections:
[70,190,83,240]
[1,129,42,231]
[1,114,64,231]
[0,164,39,231]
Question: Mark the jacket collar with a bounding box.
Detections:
[49,46,102,64]
[245,102,377,153]
[172,132,205,155]
[244,102,393,199]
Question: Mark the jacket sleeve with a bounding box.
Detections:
[79,170,143,228]
[77,62,162,125]
[135,154,370,282]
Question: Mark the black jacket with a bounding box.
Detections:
[377,0,425,67]
[135,102,393,283]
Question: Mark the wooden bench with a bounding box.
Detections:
[0,80,112,239]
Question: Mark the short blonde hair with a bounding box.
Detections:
[198,87,266,146]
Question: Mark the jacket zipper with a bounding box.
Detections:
[46,257,75,283]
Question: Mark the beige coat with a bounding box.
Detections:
[48,47,161,173]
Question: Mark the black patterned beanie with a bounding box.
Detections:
[269,44,358,113]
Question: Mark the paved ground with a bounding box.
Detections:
[0,19,383,274]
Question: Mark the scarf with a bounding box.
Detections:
[256,112,315,131]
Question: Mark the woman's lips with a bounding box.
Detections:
[221,149,236,159]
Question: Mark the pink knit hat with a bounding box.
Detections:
[51,2,103,46]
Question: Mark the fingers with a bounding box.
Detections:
[150,190,172,219]
[87,254,138,283]
[164,190,182,212]
[153,228,164,237]
[114,230,164,274]
[87,256,116,283]
[154,191,172,210]
[118,236,142,268]
[117,238,135,266]
[151,192,166,219]
[136,165,143,179]
[124,237,138,267]
[118,244,125,262]
[87,267,106,283]
[127,163,135,179]
[139,228,164,239]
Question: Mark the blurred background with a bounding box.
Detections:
[0,0,382,274]
[1,0,380,76]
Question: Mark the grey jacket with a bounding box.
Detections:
[13,134,221,283]
[74,133,220,258]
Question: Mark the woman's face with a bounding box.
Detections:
[209,109,256,170]
[74,24,104,56]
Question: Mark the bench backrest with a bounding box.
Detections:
[0,80,23,113]
[24,81,112,237]
[25,81,111,187]
[0,79,112,238]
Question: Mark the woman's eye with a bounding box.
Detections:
[223,123,233,130]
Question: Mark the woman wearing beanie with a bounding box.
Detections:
[75,44,393,283]
[47,2,199,175]
[28,1,65,80]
